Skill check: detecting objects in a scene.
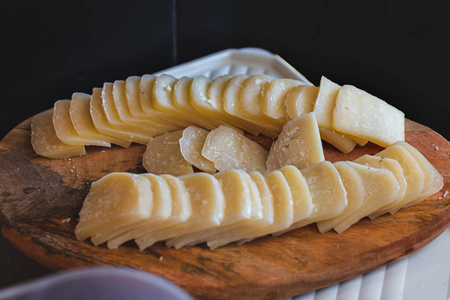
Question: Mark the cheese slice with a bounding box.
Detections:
[333,161,399,233]
[266,113,324,172]
[260,78,303,121]
[74,172,152,242]
[316,161,365,233]
[207,75,259,136]
[107,174,192,249]
[223,74,279,138]
[152,74,197,128]
[31,109,86,159]
[90,87,138,144]
[353,154,407,219]
[319,127,357,154]
[53,99,110,147]
[375,144,424,212]
[291,161,347,229]
[166,169,253,248]
[112,80,175,134]
[101,82,152,144]
[125,76,181,130]
[202,125,269,173]
[142,130,194,176]
[393,141,444,206]
[285,85,319,120]
[139,74,190,128]
[172,77,216,130]
[135,173,225,250]
[179,126,216,173]
[70,93,130,148]
[332,84,405,147]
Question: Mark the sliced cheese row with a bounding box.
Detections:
[31,73,405,159]
[142,112,325,176]
[75,141,443,250]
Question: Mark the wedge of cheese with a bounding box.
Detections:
[142,130,194,176]
[172,77,216,130]
[266,113,324,172]
[260,78,303,121]
[107,174,192,249]
[332,84,405,147]
[179,126,216,173]
[285,85,319,120]
[316,161,365,233]
[53,100,110,147]
[101,82,152,144]
[70,93,131,148]
[333,162,399,233]
[139,74,190,128]
[353,154,407,219]
[125,76,181,130]
[135,173,225,250]
[75,172,153,242]
[31,109,86,159]
[202,125,269,173]
[166,169,253,248]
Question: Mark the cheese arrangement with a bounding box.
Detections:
[75,141,443,249]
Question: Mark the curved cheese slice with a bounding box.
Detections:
[53,100,110,147]
[75,172,152,242]
[316,161,365,233]
[70,93,130,148]
[179,126,216,173]
[135,173,225,250]
[260,78,303,121]
[31,109,86,159]
[202,125,268,173]
[285,85,318,120]
[266,113,324,172]
[142,130,194,176]
[333,162,399,233]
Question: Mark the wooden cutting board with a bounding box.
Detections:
[0,116,449,300]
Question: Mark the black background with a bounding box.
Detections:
[0,0,448,290]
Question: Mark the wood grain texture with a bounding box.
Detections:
[0,117,449,300]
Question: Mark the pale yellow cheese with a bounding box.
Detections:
[333,161,399,233]
[70,93,130,148]
[166,169,253,248]
[202,125,269,173]
[125,76,181,130]
[313,76,340,130]
[319,127,357,154]
[112,80,175,134]
[223,74,279,138]
[53,99,110,147]
[139,74,190,128]
[31,109,86,159]
[142,130,194,176]
[135,173,225,250]
[292,161,347,229]
[285,85,319,120]
[266,113,324,172]
[332,84,405,147]
[74,172,152,242]
[375,144,424,212]
[353,154,407,219]
[316,161,365,233]
[179,126,216,173]
[107,174,192,249]
[207,75,259,136]
[101,82,152,144]
[172,77,216,130]
[260,78,303,121]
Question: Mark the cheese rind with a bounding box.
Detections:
[332,85,405,147]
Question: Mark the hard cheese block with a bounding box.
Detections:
[333,84,405,147]
[202,125,269,173]
[266,112,324,172]
[74,173,153,242]
[179,126,216,173]
[142,130,194,176]
[31,109,86,159]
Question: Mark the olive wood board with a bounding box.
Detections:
[0,116,449,300]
